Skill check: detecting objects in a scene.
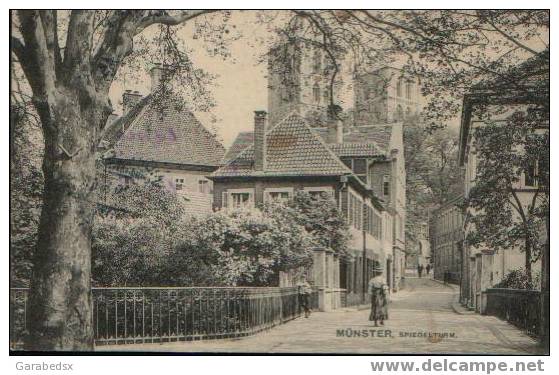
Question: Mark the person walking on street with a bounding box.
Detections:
[426,263,431,276]
[297,277,313,318]
[417,264,423,278]
[368,266,389,327]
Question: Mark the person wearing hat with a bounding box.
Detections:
[296,276,313,318]
[368,264,389,326]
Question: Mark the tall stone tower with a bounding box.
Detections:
[353,67,421,126]
[267,34,342,127]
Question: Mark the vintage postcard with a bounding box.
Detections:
[9,9,549,356]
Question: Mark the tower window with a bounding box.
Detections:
[406,82,413,99]
[312,50,322,74]
[312,84,320,104]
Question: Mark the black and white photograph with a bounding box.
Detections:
[8,6,551,362]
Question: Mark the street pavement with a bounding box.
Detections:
[100,278,542,354]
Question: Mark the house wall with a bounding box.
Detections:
[103,162,216,216]
[461,103,546,312]
[212,176,390,295]
[430,197,464,283]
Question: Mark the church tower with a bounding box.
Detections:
[267,32,342,126]
[353,67,421,126]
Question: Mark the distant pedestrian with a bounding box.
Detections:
[426,264,431,276]
[417,264,424,278]
[443,271,450,285]
[368,266,389,327]
[297,277,313,318]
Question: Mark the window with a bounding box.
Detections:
[121,175,133,187]
[175,178,184,191]
[312,50,322,74]
[312,84,320,104]
[269,191,290,201]
[395,105,403,121]
[348,192,363,230]
[264,188,293,203]
[304,187,334,200]
[198,180,210,194]
[231,193,251,207]
[525,160,539,187]
[223,189,254,209]
[405,82,412,99]
[383,175,390,197]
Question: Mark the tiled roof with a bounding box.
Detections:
[344,125,393,151]
[211,112,353,178]
[329,143,385,157]
[109,94,225,167]
[311,125,394,157]
[222,131,254,163]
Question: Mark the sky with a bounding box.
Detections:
[108,11,279,148]
[105,10,548,148]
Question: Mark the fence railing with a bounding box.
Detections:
[10,286,318,348]
[485,288,541,337]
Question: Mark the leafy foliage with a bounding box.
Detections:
[493,269,541,290]
[466,107,549,281]
[403,117,462,251]
[92,188,349,287]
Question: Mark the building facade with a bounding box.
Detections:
[100,66,225,216]
[429,195,464,284]
[209,111,391,298]
[458,53,548,313]
[354,66,421,126]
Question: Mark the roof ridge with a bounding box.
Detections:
[288,113,353,175]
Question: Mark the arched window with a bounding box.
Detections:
[406,82,413,99]
[396,104,403,121]
[396,78,403,97]
[312,49,322,74]
[312,84,320,104]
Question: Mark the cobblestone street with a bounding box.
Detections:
[100,278,542,354]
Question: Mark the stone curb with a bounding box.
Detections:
[429,278,476,315]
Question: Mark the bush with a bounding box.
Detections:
[493,269,541,290]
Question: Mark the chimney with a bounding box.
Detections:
[327,104,343,144]
[254,111,268,171]
[122,90,142,114]
[150,63,169,93]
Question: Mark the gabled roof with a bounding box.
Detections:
[107,93,225,167]
[329,143,385,158]
[222,131,254,163]
[311,123,395,158]
[211,112,353,178]
[343,125,394,151]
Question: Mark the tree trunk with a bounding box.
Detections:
[524,237,532,285]
[25,83,108,351]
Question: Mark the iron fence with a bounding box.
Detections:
[485,288,541,337]
[10,286,318,348]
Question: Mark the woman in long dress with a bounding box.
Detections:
[368,267,388,326]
